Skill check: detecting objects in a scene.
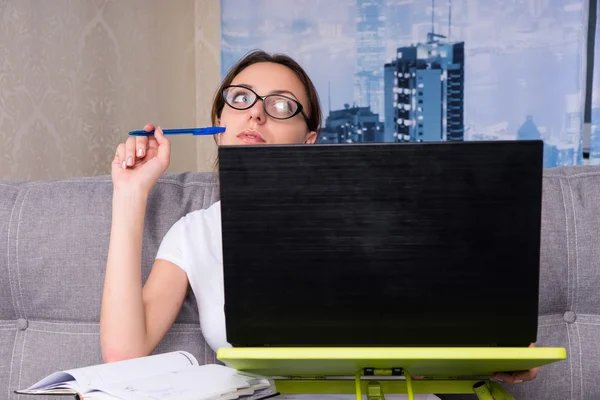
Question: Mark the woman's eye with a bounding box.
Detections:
[233,93,249,103]
[273,100,291,113]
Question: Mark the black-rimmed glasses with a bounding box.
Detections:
[222,85,311,126]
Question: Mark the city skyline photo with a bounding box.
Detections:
[221,0,587,167]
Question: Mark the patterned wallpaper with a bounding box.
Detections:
[0,0,220,181]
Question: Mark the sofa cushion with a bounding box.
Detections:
[2,166,600,400]
[441,165,600,399]
[0,172,220,399]
[4,173,219,324]
[0,183,20,321]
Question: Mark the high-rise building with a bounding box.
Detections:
[517,115,541,141]
[563,93,583,165]
[318,104,383,144]
[384,36,465,142]
[355,0,386,122]
[590,107,600,165]
[383,63,397,143]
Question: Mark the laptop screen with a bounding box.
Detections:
[218,141,543,347]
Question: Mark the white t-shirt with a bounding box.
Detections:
[155,201,441,400]
[156,200,231,352]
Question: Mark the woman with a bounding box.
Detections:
[100,50,320,363]
[99,49,537,388]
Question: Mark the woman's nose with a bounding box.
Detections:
[247,100,266,124]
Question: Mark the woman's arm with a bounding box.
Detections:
[100,124,187,362]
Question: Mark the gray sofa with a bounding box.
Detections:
[1,166,599,400]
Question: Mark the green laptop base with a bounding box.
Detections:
[217,347,567,398]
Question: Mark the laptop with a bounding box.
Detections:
[218,140,544,348]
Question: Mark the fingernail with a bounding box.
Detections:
[127,157,133,165]
[514,379,523,384]
[121,161,126,169]
[138,148,143,157]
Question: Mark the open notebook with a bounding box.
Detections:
[15,351,274,400]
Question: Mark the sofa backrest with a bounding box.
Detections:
[0,172,220,398]
[1,166,600,400]
[521,165,600,399]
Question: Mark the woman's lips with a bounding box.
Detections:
[237,130,266,143]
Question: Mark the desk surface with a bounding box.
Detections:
[217,347,567,377]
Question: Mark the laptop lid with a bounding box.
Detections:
[218,140,543,347]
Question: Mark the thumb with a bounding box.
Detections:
[153,126,171,165]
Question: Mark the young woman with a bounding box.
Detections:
[100,50,321,363]
[99,49,537,388]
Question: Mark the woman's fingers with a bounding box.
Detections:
[125,137,137,167]
[112,143,126,169]
[116,123,162,170]
[153,126,171,167]
[135,135,148,159]
[490,342,538,384]
[491,366,539,384]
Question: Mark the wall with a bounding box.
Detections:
[0,0,220,181]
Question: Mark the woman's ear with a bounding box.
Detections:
[216,119,222,145]
[305,131,317,144]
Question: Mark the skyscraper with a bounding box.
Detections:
[591,107,600,165]
[383,63,396,143]
[385,36,465,142]
[355,0,386,122]
[563,93,583,165]
[517,115,541,140]
[319,104,383,144]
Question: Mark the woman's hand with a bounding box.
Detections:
[491,342,539,384]
[111,123,171,195]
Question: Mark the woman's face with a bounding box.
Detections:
[216,62,317,146]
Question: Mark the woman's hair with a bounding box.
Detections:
[211,49,322,136]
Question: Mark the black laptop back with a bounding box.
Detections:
[218,141,543,347]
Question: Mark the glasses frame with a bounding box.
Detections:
[222,85,312,128]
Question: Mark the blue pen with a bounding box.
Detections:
[128,127,226,136]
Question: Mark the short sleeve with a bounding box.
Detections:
[155,215,187,272]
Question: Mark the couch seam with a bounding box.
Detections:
[558,178,571,310]
[29,321,99,326]
[23,320,202,328]
[11,179,219,188]
[17,329,26,396]
[566,322,574,399]
[575,322,583,398]
[23,328,201,335]
[567,178,580,314]
[156,179,218,187]
[544,171,600,179]
[26,329,99,335]
[568,172,600,178]
[6,188,21,320]
[7,330,17,400]
[16,188,30,320]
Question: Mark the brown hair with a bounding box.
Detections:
[211,49,322,145]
